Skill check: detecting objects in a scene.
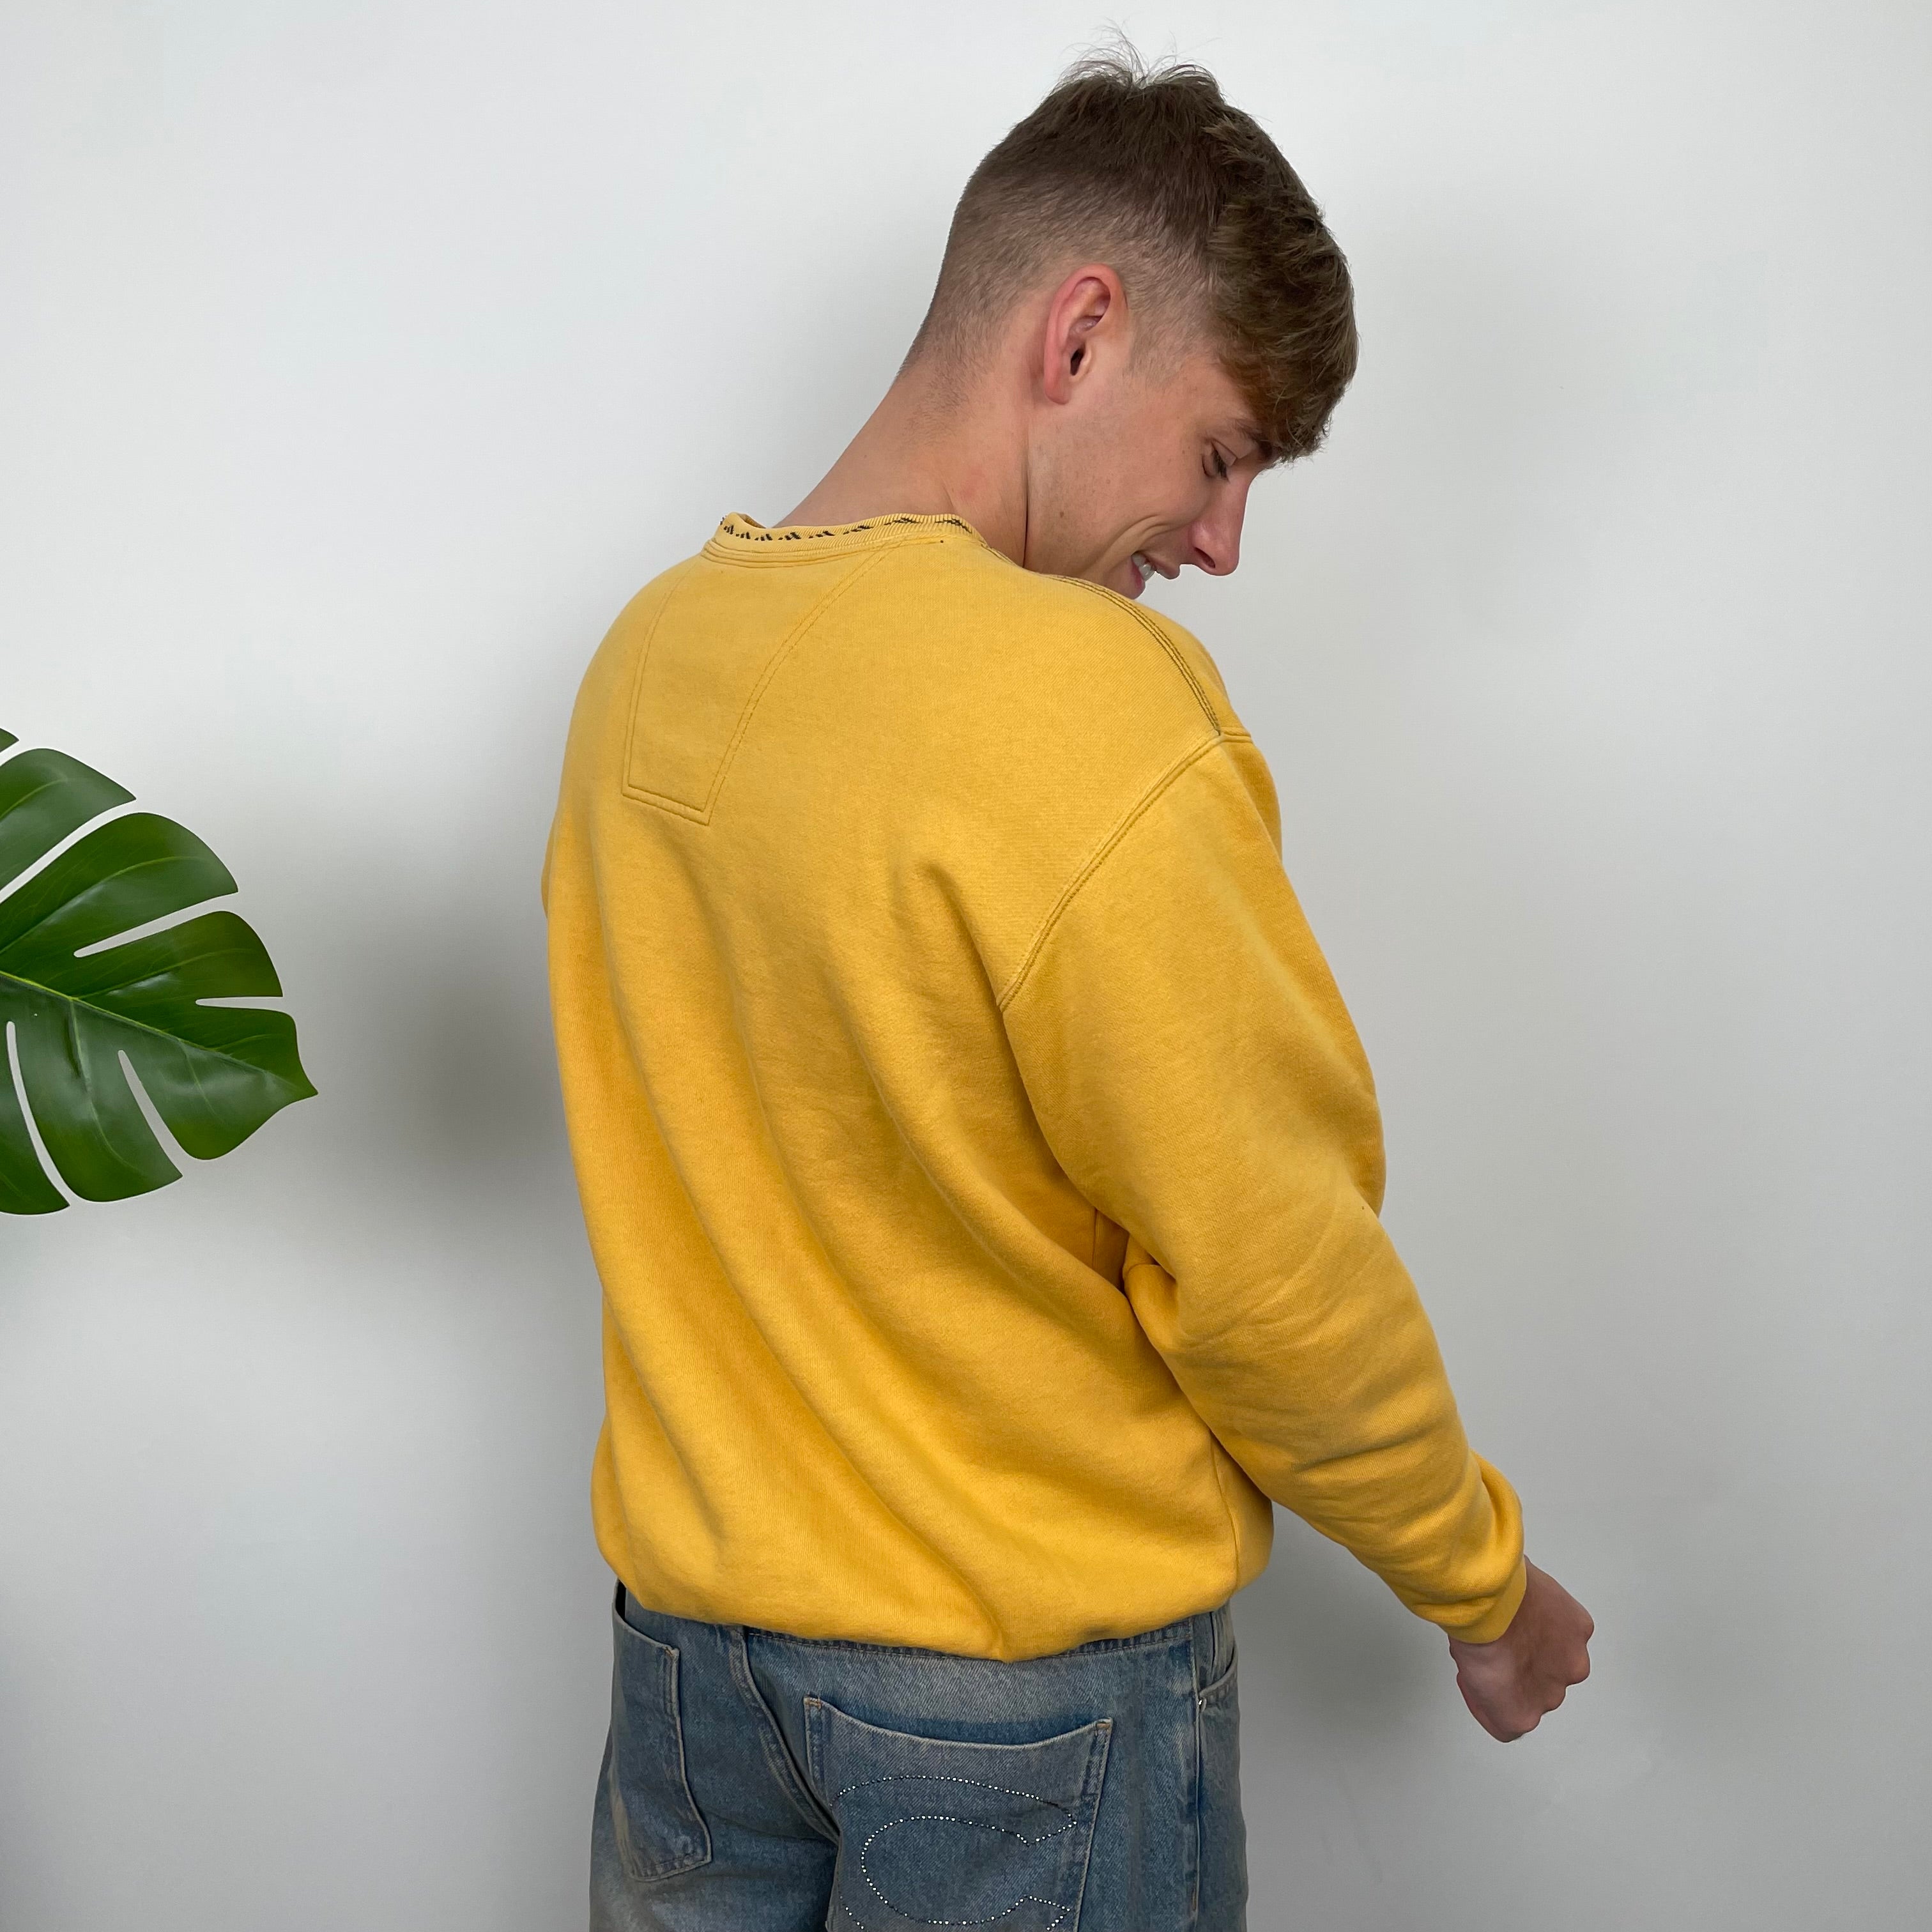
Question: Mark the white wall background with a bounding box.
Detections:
[3,3,1926,1925]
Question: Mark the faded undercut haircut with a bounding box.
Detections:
[906,49,1359,464]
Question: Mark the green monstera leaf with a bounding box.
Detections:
[0,726,315,1214]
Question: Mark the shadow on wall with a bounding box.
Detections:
[407,898,567,1183]
[273,822,576,1221]
[1236,1512,1444,1741]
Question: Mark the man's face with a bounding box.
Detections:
[1026,341,1268,599]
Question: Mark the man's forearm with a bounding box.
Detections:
[1121,1218,1526,1640]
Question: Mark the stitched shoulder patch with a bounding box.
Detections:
[622,551,878,821]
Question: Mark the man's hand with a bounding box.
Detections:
[1446,1559,1593,1741]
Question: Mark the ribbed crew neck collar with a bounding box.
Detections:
[708,510,987,560]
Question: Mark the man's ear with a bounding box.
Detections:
[1041,265,1126,405]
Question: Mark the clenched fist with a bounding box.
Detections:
[1447,1560,1593,1741]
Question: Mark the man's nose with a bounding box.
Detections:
[1186,484,1249,576]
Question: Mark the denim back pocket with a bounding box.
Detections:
[805,1696,1111,1931]
[604,1610,712,1883]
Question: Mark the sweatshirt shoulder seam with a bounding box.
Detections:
[997,732,1228,1013]
[1062,579,1225,730]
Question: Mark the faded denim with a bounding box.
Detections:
[590,1584,1246,1932]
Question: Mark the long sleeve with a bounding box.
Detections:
[999,732,1527,1642]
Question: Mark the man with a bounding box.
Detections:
[545,49,1591,1932]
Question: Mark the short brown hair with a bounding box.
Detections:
[908,49,1358,464]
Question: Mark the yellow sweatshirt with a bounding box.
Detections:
[543,510,1526,1662]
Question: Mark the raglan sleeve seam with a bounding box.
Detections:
[996,731,1230,1015]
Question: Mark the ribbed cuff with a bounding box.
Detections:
[1441,1555,1528,1646]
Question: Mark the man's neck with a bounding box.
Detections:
[778,367,1030,565]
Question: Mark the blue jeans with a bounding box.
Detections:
[591,1584,1246,1931]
